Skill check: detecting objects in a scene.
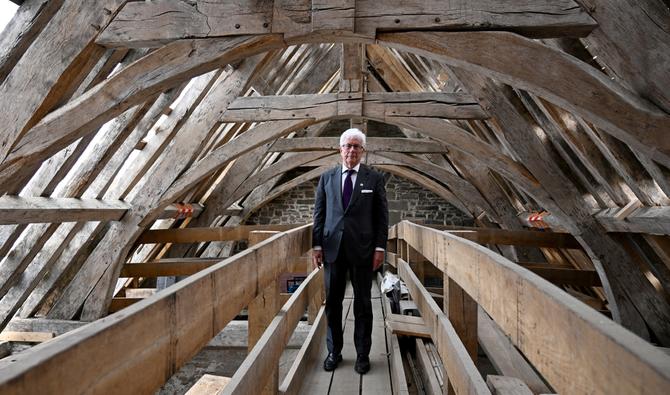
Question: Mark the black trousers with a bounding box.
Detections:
[324,244,373,357]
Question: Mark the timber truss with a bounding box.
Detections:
[0,0,669,393]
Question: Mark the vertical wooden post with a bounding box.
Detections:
[408,244,426,284]
[247,230,280,395]
[443,270,478,395]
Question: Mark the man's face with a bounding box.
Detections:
[340,136,364,169]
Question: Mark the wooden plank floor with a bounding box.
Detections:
[299,282,392,394]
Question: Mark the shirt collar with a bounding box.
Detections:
[342,163,361,174]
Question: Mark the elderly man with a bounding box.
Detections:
[312,128,389,374]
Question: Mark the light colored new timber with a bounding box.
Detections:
[0,331,54,343]
[397,258,491,395]
[386,314,431,338]
[0,225,312,394]
[477,308,551,395]
[185,374,231,395]
[395,221,670,394]
[224,267,323,395]
[137,224,302,244]
[415,338,442,395]
[279,306,327,395]
[487,375,534,395]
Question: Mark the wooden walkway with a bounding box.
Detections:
[299,283,393,394]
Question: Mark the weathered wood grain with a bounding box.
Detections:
[45,57,267,320]
[97,0,595,47]
[0,0,64,84]
[380,31,670,168]
[0,197,129,225]
[221,92,487,122]
[0,0,125,169]
[0,35,286,193]
[268,137,449,153]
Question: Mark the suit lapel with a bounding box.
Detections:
[345,164,368,213]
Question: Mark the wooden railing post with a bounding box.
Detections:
[248,230,281,395]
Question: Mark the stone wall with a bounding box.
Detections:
[246,172,473,227]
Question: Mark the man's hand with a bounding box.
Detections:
[372,250,384,271]
[312,249,323,269]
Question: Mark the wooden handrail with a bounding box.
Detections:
[392,221,670,394]
[398,258,491,394]
[0,224,313,395]
[223,267,324,394]
[137,224,305,244]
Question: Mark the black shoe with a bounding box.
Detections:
[323,353,342,371]
[354,354,370,374]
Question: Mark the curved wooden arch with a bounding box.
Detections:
[378,31,670,167]
[232,151,474,217]
[2,24,664,326]
[160,115,544,221]
[3,29,668,189]
[239,160,473,223]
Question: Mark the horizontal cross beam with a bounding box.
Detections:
[268,137,448,153]
[221,92,487,122]
[0,197,203,225]
[96,0,596,47]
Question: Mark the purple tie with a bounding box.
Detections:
[342,169,354,208]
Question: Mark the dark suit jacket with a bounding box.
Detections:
[312,164,388,265]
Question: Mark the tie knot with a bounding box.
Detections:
[346,169,355,175]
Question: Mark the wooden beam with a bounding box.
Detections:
[268,137,449,153]
[0,225,312,394]
[478,308,552,395]
[0,331,54,343]
[119,260,221,278]
[414,338,443,395]
[0,35,286,193]
[97,0,595,47]
[431,226,581,249]
[0,0,63,84]
[0,0,124,166]
[486,376,534,395]
[137,224,302,244]
[386,314,431,338]
[49,56,268,321]
[185,374,231,395]
[108,297,142,313]
[380,31,670,168]
[5,318,86,337]
[0,197,130,225]
[221,92,487,122]
[396,221,670,394]
[223,267,323,395]
[278,306,327,395]
[518,207,670,235]
[519,264,601,287]
[397,258,491,394]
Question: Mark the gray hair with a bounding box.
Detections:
[339,128,366,148]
